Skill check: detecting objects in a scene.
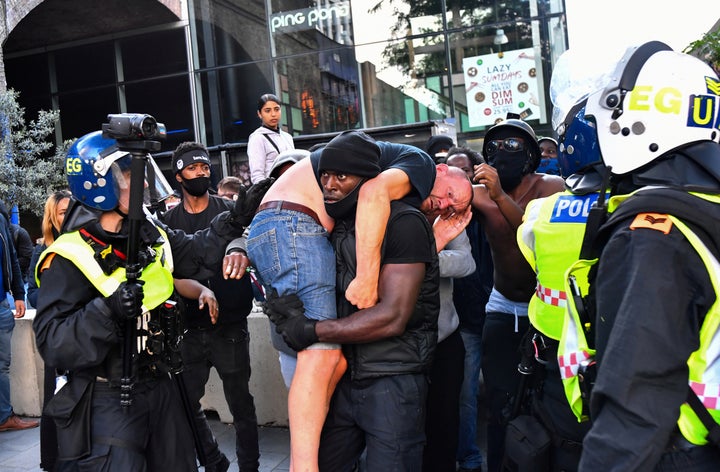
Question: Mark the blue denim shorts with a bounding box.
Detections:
[247,207,338,326]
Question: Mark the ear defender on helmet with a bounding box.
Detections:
[585,41,720,175]
[555,100,602,178]
[66,130,131,211]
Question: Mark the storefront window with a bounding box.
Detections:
[4,0,568,167]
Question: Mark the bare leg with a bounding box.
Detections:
[288,348,347,472]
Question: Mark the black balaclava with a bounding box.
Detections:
[487,128,535,192]
[319,130,381,219]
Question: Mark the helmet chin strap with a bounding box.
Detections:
[114,206,129,218]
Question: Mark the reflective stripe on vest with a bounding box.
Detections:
[518,191,597,340]
[671,215,720,445]
[559,258,597,422]
[37,229,174,312]
[536,282,567,307]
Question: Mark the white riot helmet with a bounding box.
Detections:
[585,41,720,175]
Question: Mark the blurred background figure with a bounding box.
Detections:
[269,149,310,180]
[536,137,560,176]
[217,176,243,201]
[426,135,456,164]
[0,201,33,286]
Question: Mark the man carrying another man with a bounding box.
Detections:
[266,138,472,470]
[247,130,472,471]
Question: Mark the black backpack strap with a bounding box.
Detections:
[686,387,720,448]
[263,133,281,154]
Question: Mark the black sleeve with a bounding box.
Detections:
[580,223,713,469]
[33,254,119,370]
[14,226,34,281]
[157,211,243,280]
[26,244,44,308]
[2,221,25,299]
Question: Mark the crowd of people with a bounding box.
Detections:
[0,42,718,472]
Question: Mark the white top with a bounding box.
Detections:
[247,126,295,183]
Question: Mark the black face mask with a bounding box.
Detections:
[181,176,211,197]
[324,180,365,220]
[490,152,528,192]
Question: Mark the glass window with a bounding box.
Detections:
[270,0,354,55]
[121,28,188,81]
[197,61,275,146]
[4,53,52,119]
[191,1,270,68]
[55,42,116,91]
[57,87,119,141]
[355,37,447,129]
[125,76,194,152]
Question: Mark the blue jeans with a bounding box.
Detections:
[247,207,337,384]
[457,329,484,470]
[0,299,14,423]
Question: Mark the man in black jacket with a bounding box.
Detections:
[162,141,259,472]
[33,130,267,471]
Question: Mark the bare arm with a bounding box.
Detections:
[174,278,219,324]
[316,261,425,343]
[347,168,413,309]
[472,163,526,230]
[433,205,473,253]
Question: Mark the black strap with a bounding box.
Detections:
[686,387,720,448]
[263,133,281,154]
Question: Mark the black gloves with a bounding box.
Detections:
[230,178,274,229]
[105,280,145,322]
[264,288,319,351]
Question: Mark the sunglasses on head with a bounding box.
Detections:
[486,137,526,156]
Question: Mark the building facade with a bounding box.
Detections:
[1,0,567,180]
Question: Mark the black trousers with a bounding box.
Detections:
[319,373,428,472]
[533,360,590,471]
[481,312,530,472]
[58,378,197,471]
[181,323,259,472]
[423,329,466,472]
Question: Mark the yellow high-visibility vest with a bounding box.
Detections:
[559,191,720,445]
[518,191,599,340]
[37,227,174,312]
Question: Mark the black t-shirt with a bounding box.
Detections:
[162,195,253,328]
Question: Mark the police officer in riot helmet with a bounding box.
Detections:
[577,42,720,469]
[510,70,608,469]
[32,118,271,471]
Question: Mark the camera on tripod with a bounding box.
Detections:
[102,113,167,142]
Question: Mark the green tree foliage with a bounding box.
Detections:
[0,89,70,217]
[684,29,720,76]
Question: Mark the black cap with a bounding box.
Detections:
[319,131,381,178]
[426,135,455,158]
